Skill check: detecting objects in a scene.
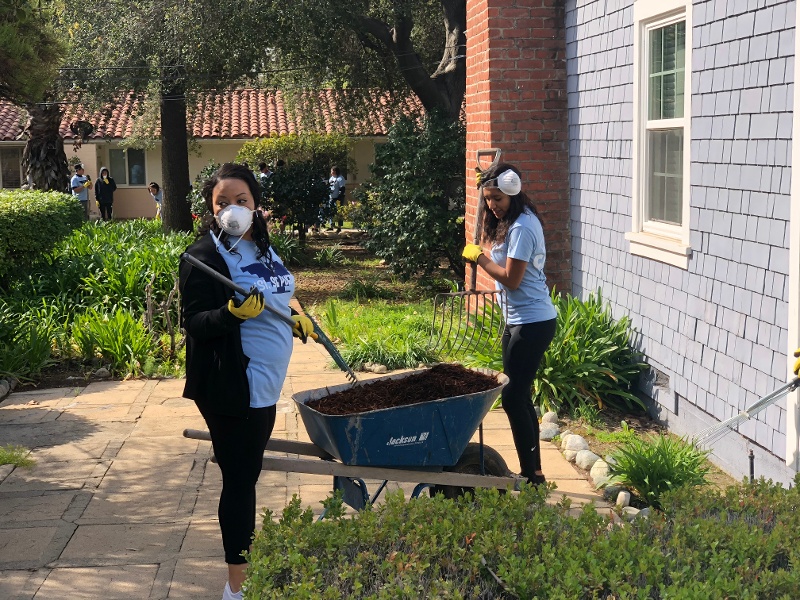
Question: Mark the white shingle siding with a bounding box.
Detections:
[567,0,795,482]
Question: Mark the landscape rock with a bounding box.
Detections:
[560,434,573,450]
[0,379,10,400]
[590,459,611,483]
[541,411,558,424]
[602,484,626,502]
[93,367,111,379]
[621,506,640,520]
[372,365,388,374]
[564,435,589,452]
[539,423,560,440]
[575,449,601,470]
[616,490,631,507]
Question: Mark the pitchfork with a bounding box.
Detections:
[430,148,507,357]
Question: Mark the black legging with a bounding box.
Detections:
[99,203,113,220]
[500,318,557,479]
[200,405,276,564]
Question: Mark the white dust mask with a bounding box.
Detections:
[216,205,254,237]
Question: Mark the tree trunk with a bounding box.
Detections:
[21,103,69,192]
[160,87,193,233]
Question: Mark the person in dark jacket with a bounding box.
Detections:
[94,167,117,221]
[178,163,313,600]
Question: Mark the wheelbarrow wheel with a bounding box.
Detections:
[429,443,512,500]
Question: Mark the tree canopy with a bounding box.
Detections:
[0,0,64,104]
[257,0,466,125]
[62,0,274,231]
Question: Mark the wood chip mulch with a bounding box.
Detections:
[305,363,500,415]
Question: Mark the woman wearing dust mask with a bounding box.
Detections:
[178,163,313,600]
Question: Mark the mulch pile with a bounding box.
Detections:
[305,363,500,416]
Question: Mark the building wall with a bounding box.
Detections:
[86,137,378,219]
[567,0,796,483]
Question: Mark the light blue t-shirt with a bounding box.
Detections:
[213,233,294,408]
[70,174,89,202]
[489,209,557,325]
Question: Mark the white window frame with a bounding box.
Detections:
[626,0,692,269]
[108,147,147,187]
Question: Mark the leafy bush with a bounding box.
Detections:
[268,230,307,266]
[0,220,191,380]
[607,434,710,509]
[71,309,158,376]
[187,161,219,218]
[533,289,647,414]
[338,277,395,300]
[313,243,344,267]
[247,478,800,598]
[0,190,83,288]
[0,445,35,468]
[357,111,466,280]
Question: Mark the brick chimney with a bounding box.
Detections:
[465,0,571,296]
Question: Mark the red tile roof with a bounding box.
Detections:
[0,89,422,141]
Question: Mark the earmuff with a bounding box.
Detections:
[480,169,522,196]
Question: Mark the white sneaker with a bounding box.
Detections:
[222,581,243,600]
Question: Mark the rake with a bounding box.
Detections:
[694,377,800,447]
[180,253,359,385]
[430,148,507,357]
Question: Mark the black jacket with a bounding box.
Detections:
[179,234,252,418]
[94,177,117,204]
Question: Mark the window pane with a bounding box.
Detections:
[647,128,683,225]
[0,148,22,188]
[127,149,145,185]
[648,21,685,120]
[109,149,127,184]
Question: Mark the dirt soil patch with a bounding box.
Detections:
[306,364,500,415]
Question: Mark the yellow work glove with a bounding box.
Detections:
[227,290,264,320]
[462,243,482,263]
[292,315,315,343]
[793,348,800,377]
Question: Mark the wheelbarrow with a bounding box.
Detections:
[184,367,524,510]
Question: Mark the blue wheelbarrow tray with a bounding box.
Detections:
[293,367,508,468]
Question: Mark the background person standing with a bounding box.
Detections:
[326,166,345,233]
[94,167,117,221]
[70,164,92,219]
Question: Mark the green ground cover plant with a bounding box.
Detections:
[0,444,35,468]
[246,478,800,599]
[1,220,192,380]
[607,434,711,510]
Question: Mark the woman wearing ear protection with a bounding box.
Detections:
[462,162,557,487]
[178,163,313,600]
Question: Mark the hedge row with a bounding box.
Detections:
[246,477,800,599]
[0,190,83,287]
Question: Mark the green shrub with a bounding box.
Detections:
[534,290,647,414]
[187,161,219,218]
[0,445,35,468]
[313,243,344,267]
[358,111,466,280]
[0,190,83,287]
[608,434,710,509]
[246,478,800,598]
[338,277,395,300]
[71,309,158,376]
[269,230,306,266]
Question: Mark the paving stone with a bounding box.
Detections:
[0,527,59,564]
[0,568,49,600]
[115,438,201,461]
[60,523,185,560]
[169,558,228,599]
[178,520,224,557]
[0,460,102,493]
[34,565,159,600]
[79,488,188,522]
[0,492,76,524]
